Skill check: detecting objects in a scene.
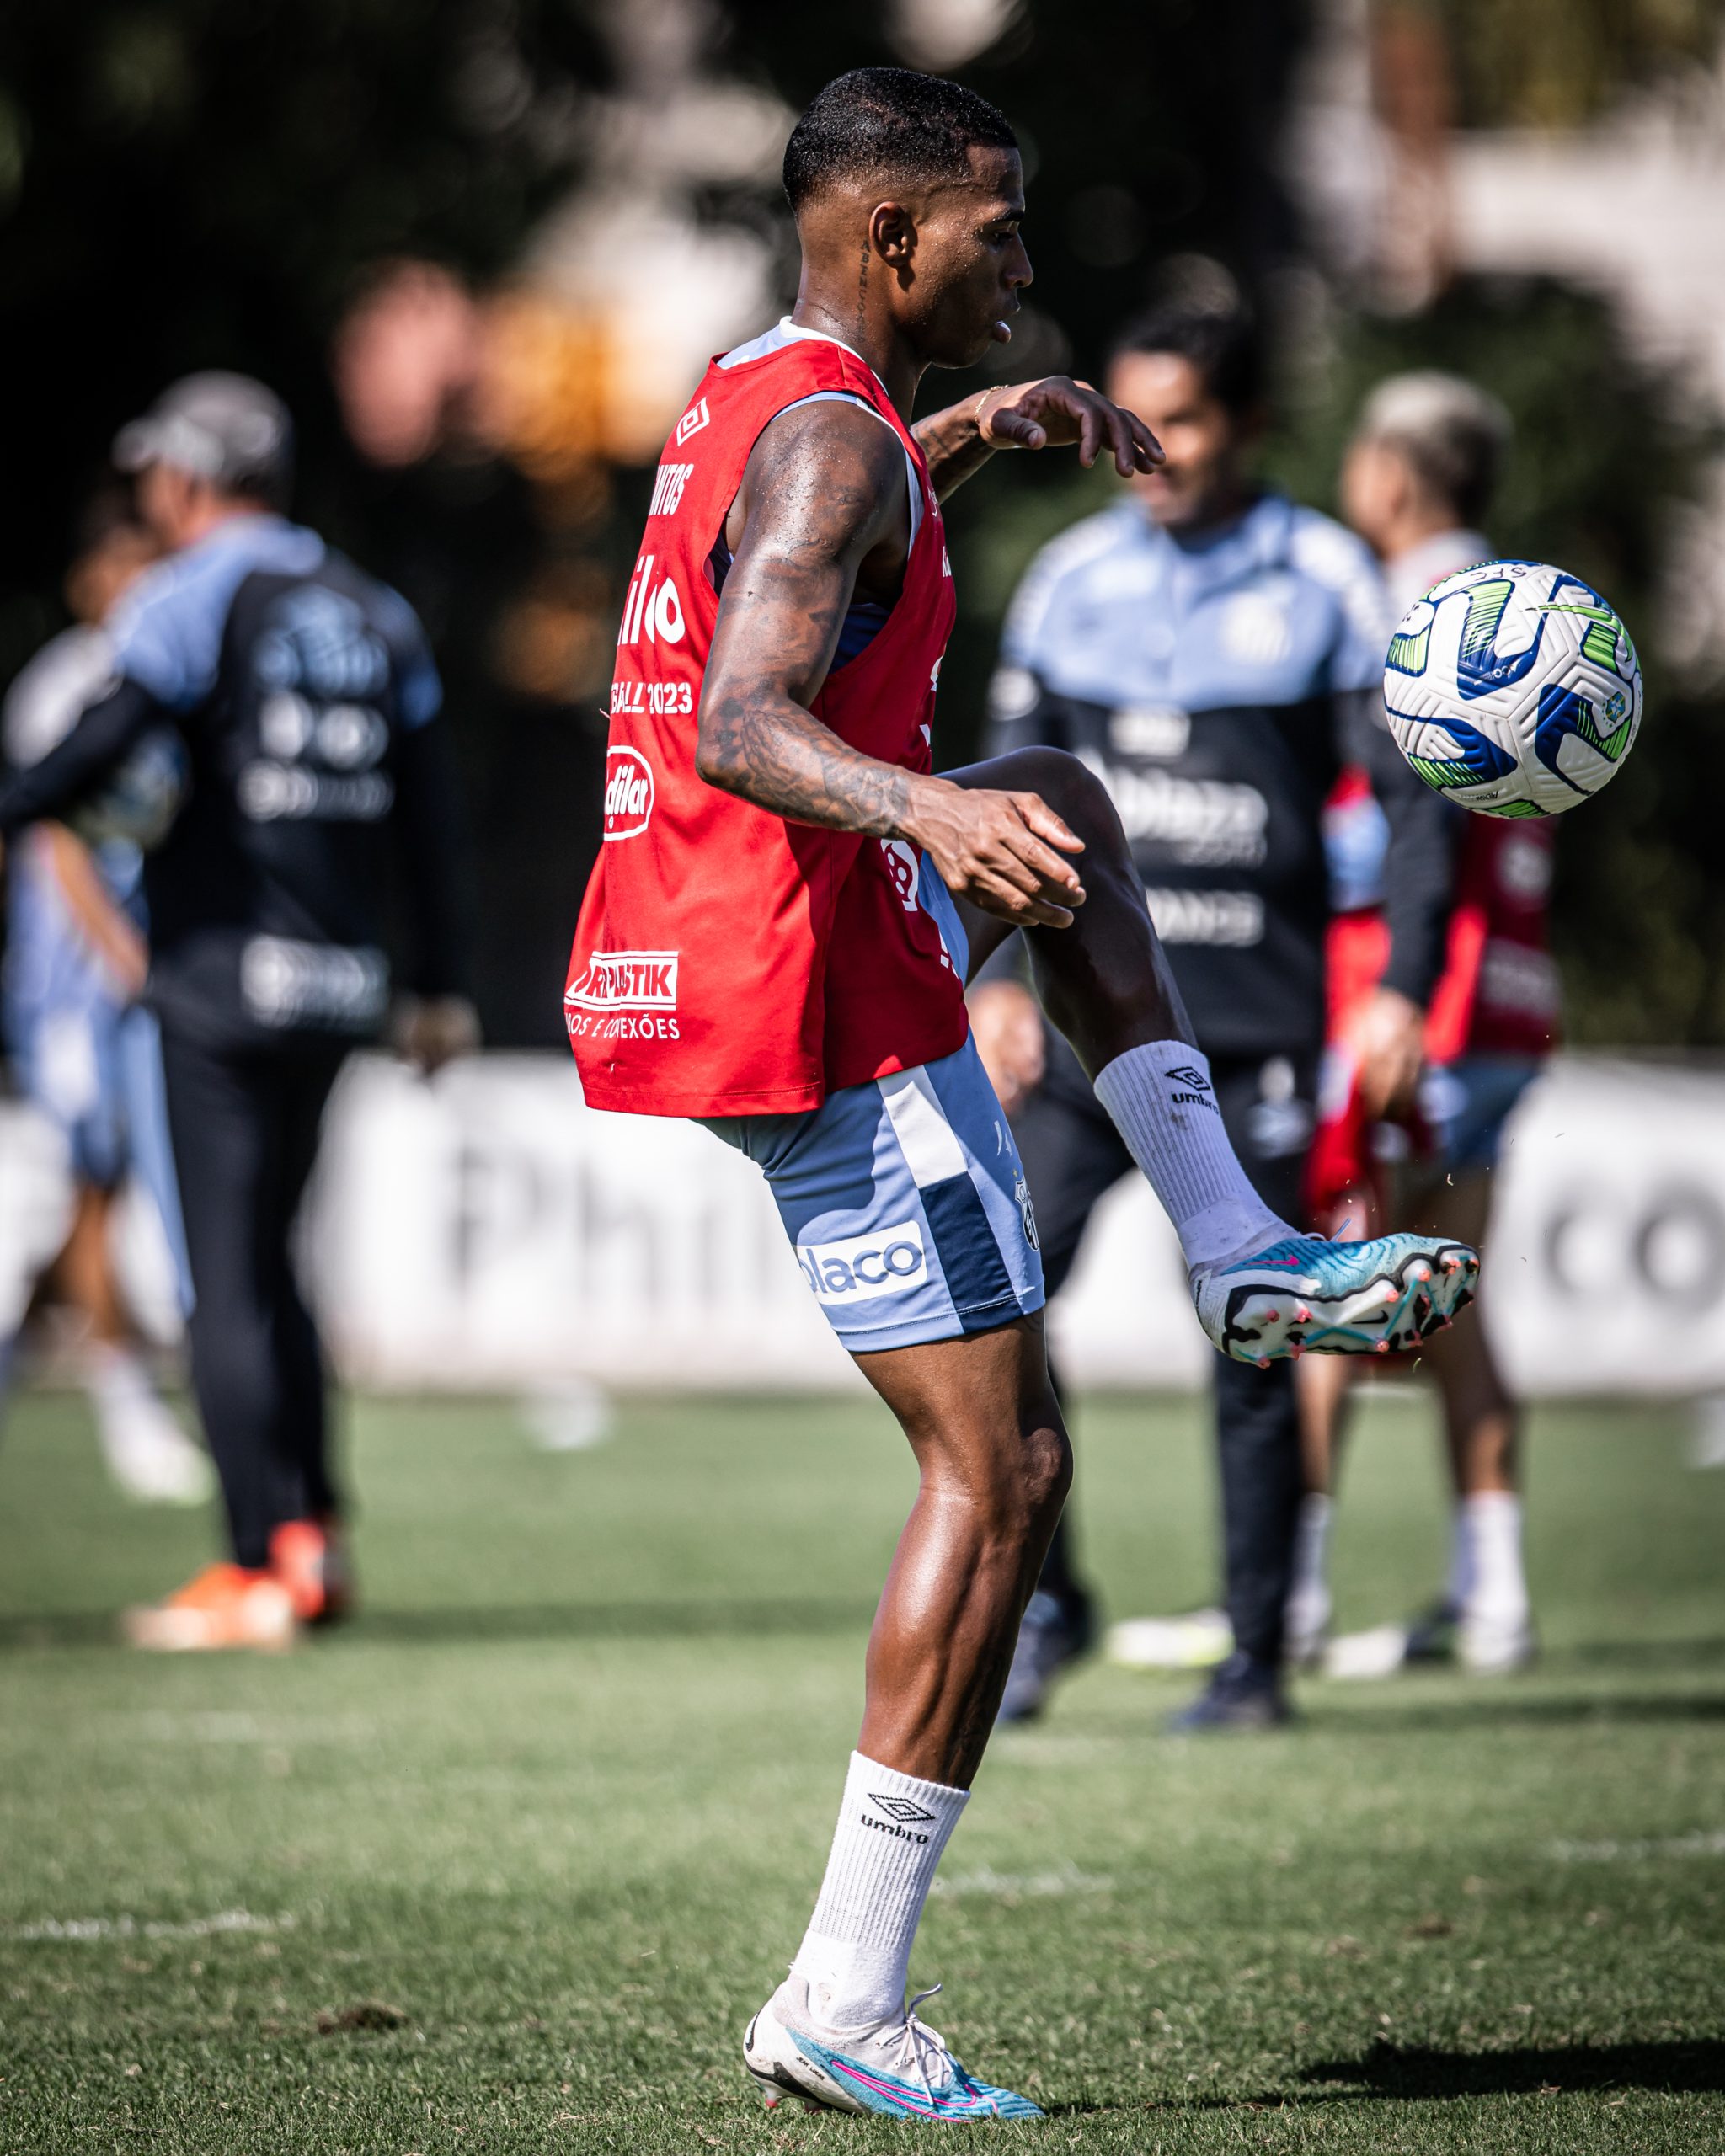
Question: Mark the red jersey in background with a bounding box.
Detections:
[1308,529,1560,1214]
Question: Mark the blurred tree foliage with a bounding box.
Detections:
[1268,275,1725,1044]
[0,0,610,1043]
[1432,0,1725,129]
[0,0,603,662]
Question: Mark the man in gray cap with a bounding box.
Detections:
[0,372,478,1648]
[114,371,296,512]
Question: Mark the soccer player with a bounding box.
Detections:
[2,499,208,1504]
[568,69,1477,2118]
[1295,371,1549,1676]
[973,303,1461,1730]
[0,373,478,1649]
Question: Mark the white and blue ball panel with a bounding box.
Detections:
[703,1034,1044,1353]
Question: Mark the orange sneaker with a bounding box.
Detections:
[123,1564,296,1652]
[270,1518,354,1626]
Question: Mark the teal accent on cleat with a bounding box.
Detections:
[744,1976,1044,2121]
[1190,1233,1480,1364]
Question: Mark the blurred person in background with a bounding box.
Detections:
[333,259,619,1051]
[975,303,1459,1730]
[1292,372,1550,1678]
[0,373,478,1650]
[1,498,209,1504]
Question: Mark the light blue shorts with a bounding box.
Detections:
[703,1034,1046,1354]
[1418,1054,1543,1177]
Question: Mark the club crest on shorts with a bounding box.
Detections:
[1015,1174,1039,1251]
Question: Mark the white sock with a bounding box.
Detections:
[1444,1508,1475,1611]
[1455,1492,1527,1625]
[87,1340,155,1412]
[1092,1043,1289,1272]
[1290,1492,1332,1606]
[792,1751,968,2031]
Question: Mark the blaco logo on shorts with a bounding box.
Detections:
[798,1221,928,1304]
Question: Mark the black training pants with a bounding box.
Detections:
[1012,1053,1316,1664]
[158,1029,347,1571]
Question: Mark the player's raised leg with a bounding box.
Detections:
[949,746,1478,1364]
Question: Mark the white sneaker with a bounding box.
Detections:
[1192,1234,1479,1366]
[96,1394,214,1507]
[1107,1608,1232,1670]
[744,1974,1042,2119]
[1323,1623,1414,1680]
[1459,1606,1536,1674]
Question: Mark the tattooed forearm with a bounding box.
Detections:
[699,691,917,835]
[695,398,924,836]
[913,392,998,502]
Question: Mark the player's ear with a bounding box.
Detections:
[869,201,916,279]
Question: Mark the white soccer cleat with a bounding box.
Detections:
[1458,1607,1537,1675]
[1106,1608,1232,1671]
[96,1395,215,1507]
[744,1975,1042,2120]
[1191,1233,1479,1367]
[1322,1624,1415,1681]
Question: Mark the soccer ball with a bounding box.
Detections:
[1383,559,1641,817]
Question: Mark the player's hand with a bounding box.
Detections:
[393,994,482,1075]
[979,377,1163,477]
[1352,986,1425,1119]
[903,775,1086,927]
[967,979,1046,1118]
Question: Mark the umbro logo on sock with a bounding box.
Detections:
[1164,1065,1220,1113]
[868,1793,937,1825]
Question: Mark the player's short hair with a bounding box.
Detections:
[782,68,1017,215]
[1108,302,1264,417]
[1354,371,1512,526]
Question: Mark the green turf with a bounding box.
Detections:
[2,1385,1722,2153]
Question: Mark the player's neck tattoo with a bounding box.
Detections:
[856,241,869,344]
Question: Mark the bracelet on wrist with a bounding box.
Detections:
[976,384,1012,441]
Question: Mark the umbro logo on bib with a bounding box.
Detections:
[675,398,710,446]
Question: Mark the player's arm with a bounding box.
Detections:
[912,378,1163,504]
[386,626,481,1074]
[697,403,1087,928]
[0,678,163,838]
[1344,686,1463,1113]
[39,825,148,998]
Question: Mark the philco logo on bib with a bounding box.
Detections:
[798,1221,928,1304]
[617,555,686,648]
[565,951,679,1011]
[603,747,654,841]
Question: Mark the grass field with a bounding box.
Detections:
[2,1384,1722,2153]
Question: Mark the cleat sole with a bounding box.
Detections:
[1217,1240,1479,1364]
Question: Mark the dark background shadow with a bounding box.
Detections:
[1297,2036,1725,2100]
